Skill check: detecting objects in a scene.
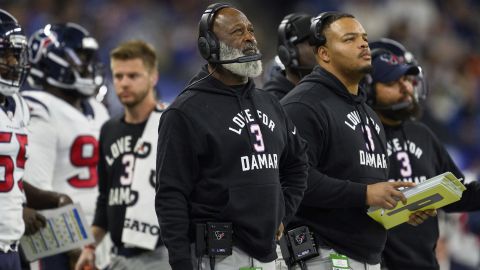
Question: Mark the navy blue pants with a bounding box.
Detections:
[0,251,21,270]
[39,252,69,270]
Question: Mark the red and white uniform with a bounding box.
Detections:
[22,90,109,223]
[0,94,29,252]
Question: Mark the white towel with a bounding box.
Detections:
[121,106,164,250]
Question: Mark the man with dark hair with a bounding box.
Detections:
[75,40,170,270]
[281,12,415,269]
[0,16,32,268]
[22,22,110,269]
[0,9,73,270]
[367,38,480,270]
[155,3,308,270]
[263,13,316,99]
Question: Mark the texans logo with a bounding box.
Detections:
[214,231,225,240]
[379,53,400,65]
[295,233,306,245]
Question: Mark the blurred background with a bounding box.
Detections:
[3,0,480,268]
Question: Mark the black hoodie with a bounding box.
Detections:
[382,120,480,270]
[263,68,295,100]
[155,65,308,270]
[281,66,389,264]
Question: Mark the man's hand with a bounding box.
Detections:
[68,248,82,270]
[366,181,416,209]
[276,222,285,241]
[74,246,96,270]
[23,207,46,235]
[24,181,73,210]
[57,193,73,207]
[407,209,437,226]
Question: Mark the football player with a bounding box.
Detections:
[0,9,73,270]
[22,23,110,269]
[0,9,32,270]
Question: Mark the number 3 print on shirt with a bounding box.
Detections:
[362,125,375,152]
[249,124,265,153]
[396,151,412,177]
[120,154,134,186]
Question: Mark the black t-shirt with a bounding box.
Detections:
[92,115,146,248]
[382,120,480,270]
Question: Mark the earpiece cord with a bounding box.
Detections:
[179,65,218,95]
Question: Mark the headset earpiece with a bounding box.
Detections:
[198,32,219,60]
[277,14,299,68]
[309,11,337,47]
[197,3,231,63]
[277,45,295,67]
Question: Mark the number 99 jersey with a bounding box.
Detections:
[22,90,109,223]
[0,94,29,246]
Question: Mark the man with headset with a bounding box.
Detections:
[366,38,480,270]
[263,13,316,100]
[281,12,416,270]
[155,3,308,270]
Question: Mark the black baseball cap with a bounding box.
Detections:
[287,13,313,44]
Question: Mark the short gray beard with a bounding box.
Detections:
[219,42,262,78]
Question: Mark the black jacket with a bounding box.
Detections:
[263,68,295,100]
[155,66,309,270]
[282,66,389,264]
[382,120,480,270]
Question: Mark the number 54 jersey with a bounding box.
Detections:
[22,90,109,223]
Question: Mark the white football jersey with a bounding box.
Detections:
[22,91,109,223]
[0,94,29,248]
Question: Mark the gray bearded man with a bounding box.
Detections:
[219,41,262,78]
[155,3,309,270]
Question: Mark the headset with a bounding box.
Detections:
[309,11,339,47]
[278,13,314,69]
[277,14,298,68]
[197,3,261,64]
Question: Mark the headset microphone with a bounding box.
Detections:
[210,53,262,64]
[390,101,412,111]
[375,101,411,111]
